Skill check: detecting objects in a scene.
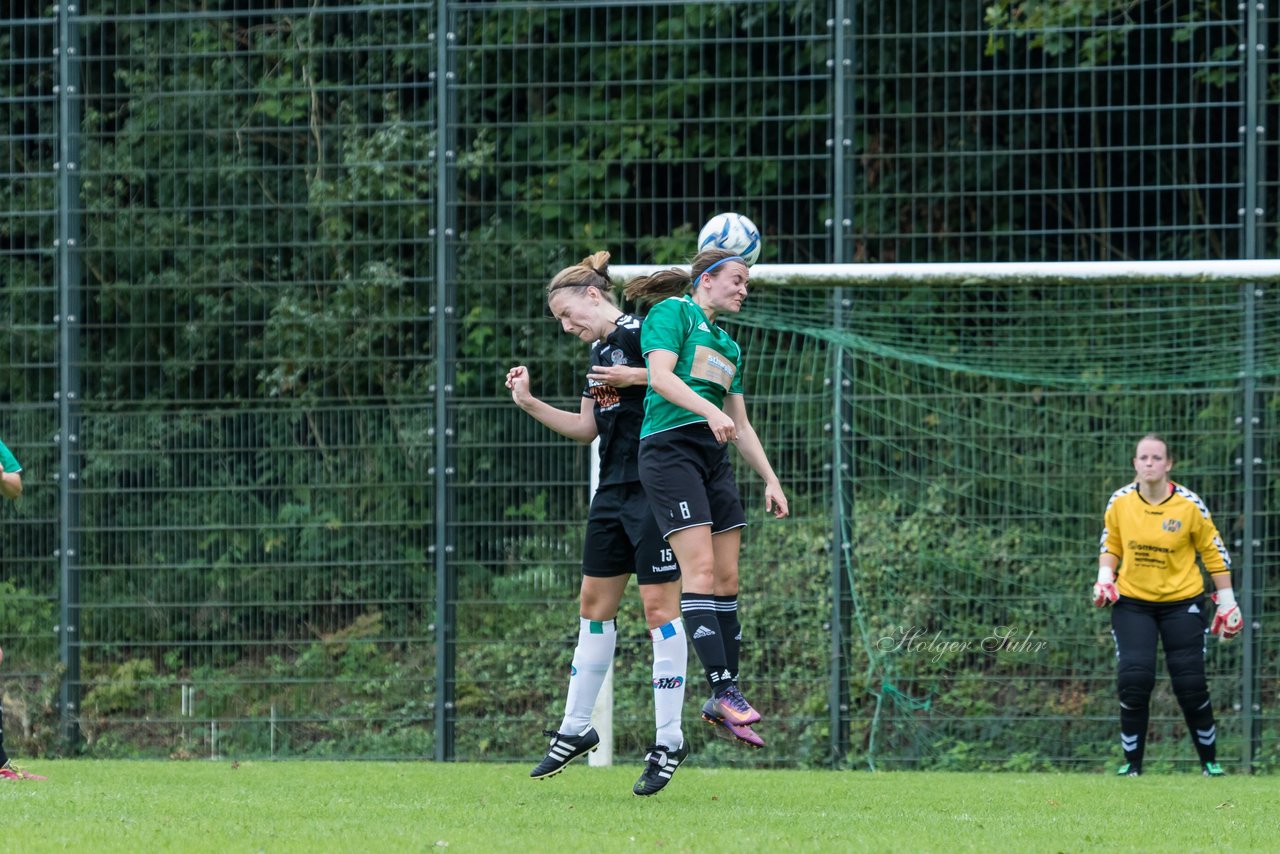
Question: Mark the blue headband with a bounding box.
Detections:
[699,255,745,280]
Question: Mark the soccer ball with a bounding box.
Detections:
[697,212,761,266]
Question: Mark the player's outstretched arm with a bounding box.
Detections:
[505,365,598,444]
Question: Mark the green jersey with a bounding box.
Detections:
[640,295,744,438]
[0,437,21,474]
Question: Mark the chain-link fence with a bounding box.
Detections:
[0,1,1276,768]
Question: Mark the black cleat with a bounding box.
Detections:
[632,741,689,796]
[530,727,600,779]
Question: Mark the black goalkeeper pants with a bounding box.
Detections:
[1110,595,1216,767]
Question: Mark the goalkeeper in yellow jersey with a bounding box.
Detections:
[1093,433,1241,777]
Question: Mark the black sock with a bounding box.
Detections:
[1180,697,1217,765]
[1120,701,1148,769]
[713,594,741,683]
[681,593,731,691]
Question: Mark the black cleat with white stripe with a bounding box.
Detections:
[530,727,600,780]
[632,741,689,796]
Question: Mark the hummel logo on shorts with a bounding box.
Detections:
[692,626,716,639]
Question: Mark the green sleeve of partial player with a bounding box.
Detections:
[0,438,21,474]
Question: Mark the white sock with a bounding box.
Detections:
[559,617,616,734]
[650,618,687,749]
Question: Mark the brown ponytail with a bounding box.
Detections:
[623,247,741,303]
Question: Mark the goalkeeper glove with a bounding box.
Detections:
[1210,588,1243,641]
[1092,566,1119,607]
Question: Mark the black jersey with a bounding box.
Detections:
[583,313,646,487]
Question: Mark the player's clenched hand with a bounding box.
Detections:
[506,366,532,404]
[706,410,737,444]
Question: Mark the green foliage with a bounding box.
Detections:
[63,611,434,760]
[0,581,55,649]
[80,659,167,754]
[0,578,61,758]
[984,0,1228,75]
[984,0,1133,64]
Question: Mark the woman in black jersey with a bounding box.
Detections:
[507,251,688,797]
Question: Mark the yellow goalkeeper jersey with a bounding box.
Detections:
[1099,481,1231,602]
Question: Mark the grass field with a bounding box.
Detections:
[1,760,1273,852]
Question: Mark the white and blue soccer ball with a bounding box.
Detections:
[697,212,761,266]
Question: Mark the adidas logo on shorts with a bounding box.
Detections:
[692,626,717,639]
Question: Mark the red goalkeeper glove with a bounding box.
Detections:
[1092,566,1118,607]
[1210,589,1243,641]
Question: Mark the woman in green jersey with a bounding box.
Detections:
[624,248,788,749]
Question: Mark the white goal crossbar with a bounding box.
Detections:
[612,259,1280,284]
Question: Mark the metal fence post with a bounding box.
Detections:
[54,0,84,750]
[432,0,459,762]
[1238,0,1264,773]
[827,0,854,767]
[1239,288,1259,774]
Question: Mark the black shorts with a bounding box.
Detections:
[582,481,681,585]
[1110,595,1209,671]
[638,423,747,540]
